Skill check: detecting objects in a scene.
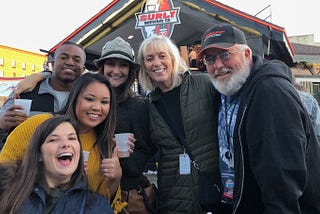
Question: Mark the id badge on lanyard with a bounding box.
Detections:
[179,152,191,175]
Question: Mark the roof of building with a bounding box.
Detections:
[292,43,320,63]
[47,0,295,69]
[292,43,320,55]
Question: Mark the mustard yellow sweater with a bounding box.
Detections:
[0,113,126,213]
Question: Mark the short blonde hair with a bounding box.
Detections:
[138,35,188,92]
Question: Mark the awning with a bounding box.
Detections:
[48,0,294,70]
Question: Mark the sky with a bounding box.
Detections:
[1,0,319,54]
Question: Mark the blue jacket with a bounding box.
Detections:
[21,182,113,214]
[297,90,320,140]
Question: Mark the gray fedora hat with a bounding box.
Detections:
[94,37,140,71]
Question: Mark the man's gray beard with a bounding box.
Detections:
[211,61,251,96]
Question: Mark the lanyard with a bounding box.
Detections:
[223,95,239,161]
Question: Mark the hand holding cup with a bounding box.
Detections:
[14,99,32,116]
[115,133,135,158]
[82,151,90,174]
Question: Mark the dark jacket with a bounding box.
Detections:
[0,82,55,149]
[20,82,54,112]
[118,96,155,190]
[231,56,320,213]
[149,72,220,214]
[21,182,113,214]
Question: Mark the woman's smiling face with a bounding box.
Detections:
[103,58,130,88]
[143,44,174,92]
[75,81,111,133]
[41,122,80,187]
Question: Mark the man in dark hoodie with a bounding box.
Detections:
[198,23,320,213]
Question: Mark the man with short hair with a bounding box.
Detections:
[0,42,86,146]
[198,23,320,213]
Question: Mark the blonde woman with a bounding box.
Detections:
[137,35,220,213]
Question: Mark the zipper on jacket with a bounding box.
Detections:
[233,106,247,214]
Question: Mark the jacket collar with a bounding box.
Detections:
[31,181,88,203]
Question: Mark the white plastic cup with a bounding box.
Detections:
[82,151,90,162]
[14,99,32,116]
[115,133,131,158]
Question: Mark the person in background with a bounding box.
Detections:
[198,23,320,213]
[188,46,197,68]
[137,35,220,213]
[94,37,156,197]
[0,73,132,213]
[292,74,320,141]
[0,115,113,213]
[0,41,86,149]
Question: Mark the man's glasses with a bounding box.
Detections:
[203,51,241,66]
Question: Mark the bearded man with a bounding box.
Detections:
[198,24,320,214]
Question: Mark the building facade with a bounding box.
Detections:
[0,45,46,78]
[0,45,47,106]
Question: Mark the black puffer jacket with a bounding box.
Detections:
[149,72,220,214]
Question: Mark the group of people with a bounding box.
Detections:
[0,23,319,214]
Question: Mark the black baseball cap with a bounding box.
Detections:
[198,24,247,58]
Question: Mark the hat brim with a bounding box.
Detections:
[94,53,140,71]
[198,42,235,59]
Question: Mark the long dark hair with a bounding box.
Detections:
[58,72,117,158]
[0,115,83,214]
